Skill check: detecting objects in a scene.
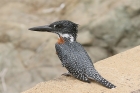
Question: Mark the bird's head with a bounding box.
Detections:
[29,20,78,42]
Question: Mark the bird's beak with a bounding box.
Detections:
[28,25,53,32]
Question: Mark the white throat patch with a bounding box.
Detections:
[59,33,74,42]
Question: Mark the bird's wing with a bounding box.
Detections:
[55,42,96,81]
[55,42,93,68]
[55,42,116,88]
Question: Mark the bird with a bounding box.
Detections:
[29,20,116,89]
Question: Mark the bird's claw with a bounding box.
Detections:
[62,73,71,76]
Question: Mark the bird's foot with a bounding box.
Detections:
[62,73,71,76]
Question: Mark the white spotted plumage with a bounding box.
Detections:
[55,40,116,89]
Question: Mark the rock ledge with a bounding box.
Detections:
[22,45,140,93]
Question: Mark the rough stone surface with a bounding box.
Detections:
[77,31,93,45]
[85,47,109,62]
[22,45,140,93]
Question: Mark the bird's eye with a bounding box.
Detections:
[55,24,62,28]
[54,25,56,28]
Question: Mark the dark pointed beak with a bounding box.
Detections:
[28,25,53,32]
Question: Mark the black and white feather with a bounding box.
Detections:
[55,41,116,89]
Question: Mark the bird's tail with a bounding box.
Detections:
[88,75,116,89]
[97,78,116,89]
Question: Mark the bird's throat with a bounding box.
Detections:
[57,36,65,44]
[58,33,74,43]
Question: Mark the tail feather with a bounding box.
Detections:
[98,78,116,89]
[88,76,116,89]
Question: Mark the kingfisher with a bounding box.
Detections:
[29,20,116,89]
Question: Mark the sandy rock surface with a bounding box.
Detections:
[22,45,140,93]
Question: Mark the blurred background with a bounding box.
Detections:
[0,0,140,93]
